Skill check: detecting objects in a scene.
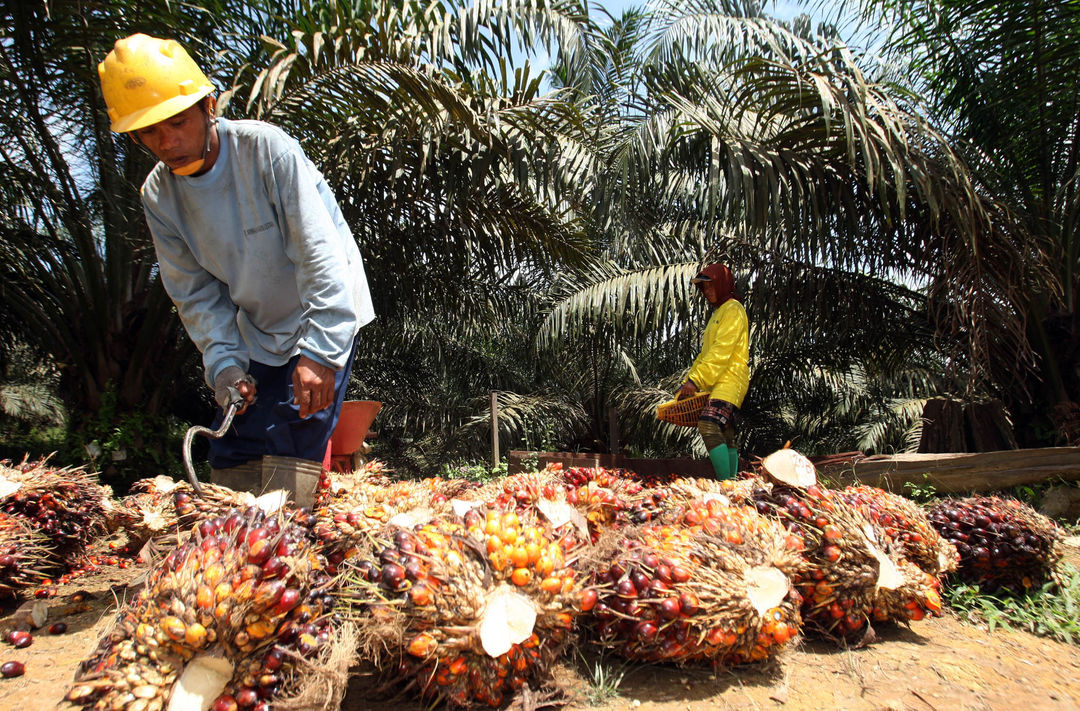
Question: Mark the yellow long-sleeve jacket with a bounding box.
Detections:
[686,298,750,408]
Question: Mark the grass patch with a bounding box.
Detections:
[577,650,628,706]
[945,564,1080,645]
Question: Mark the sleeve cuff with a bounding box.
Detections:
[208,358,247,387]
[299,349,340,371]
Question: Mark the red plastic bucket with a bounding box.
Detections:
[331,400,382,455]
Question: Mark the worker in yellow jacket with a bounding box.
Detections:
[676,263,750,479]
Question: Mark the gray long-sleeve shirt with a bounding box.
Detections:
[141,118,375,385]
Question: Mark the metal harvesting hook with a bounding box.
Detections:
[182,386,245,496]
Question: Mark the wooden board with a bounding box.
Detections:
[507,451,714,478]
[817,446,1080,494]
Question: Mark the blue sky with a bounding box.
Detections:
[516,1,867,77]
[586,0,878,44]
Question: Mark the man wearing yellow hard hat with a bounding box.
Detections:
[98,34,375,504]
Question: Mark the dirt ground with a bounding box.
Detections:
[2,537,1078,711]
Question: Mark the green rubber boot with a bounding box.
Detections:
[708,444,733,480]
[729,447,739,477]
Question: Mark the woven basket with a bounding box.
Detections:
[656,391,709,427]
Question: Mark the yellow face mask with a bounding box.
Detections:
[169,110,216,176]
[170,158,206,176]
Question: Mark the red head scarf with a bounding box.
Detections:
[691,263,737,304]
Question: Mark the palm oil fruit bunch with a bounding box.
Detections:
[112,476,184,556]
[587,498,804,665]
[835,485,958,577]
[341,508,582,708]
[317,458,393,500]
[752,484,940,640]
[625,477,757,525]
[926,495,1064,592]
[0,460,110,565]
[66,506,335,711]
[0,511,54,598]
[312,478,463,571]
[624,486,679,524]
[172,481,290,533]
[551,466,637,538]
[477,471,564,512]
[468,472,594,545]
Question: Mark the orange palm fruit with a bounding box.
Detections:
[511,568,533,586]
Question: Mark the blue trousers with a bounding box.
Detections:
[208,340,358,469]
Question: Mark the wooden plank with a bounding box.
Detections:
[507,451,713,478]
[820,446,1080,494]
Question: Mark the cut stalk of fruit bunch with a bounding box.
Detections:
[926,495,1064,593]
[751,482,943,641]
[112,477,184,559]
[834,485,958,577]
[760,448,817,488]
[65,506,340,711]
[0,459,110,566]
[0,512,56,598]
[583,497,805,665]
[339,506,584,708]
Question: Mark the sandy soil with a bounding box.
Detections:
[2,540,1078,711]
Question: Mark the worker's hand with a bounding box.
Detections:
[213,366,257,414]
[677,381,698,400]
[292,355,336,419]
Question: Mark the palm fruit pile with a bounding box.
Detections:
[312,475,472,570]
[0,459,110,566]
[926,495,1064,592]
[834,485,958,577]
[751,483,943,640]
[65,506,337,711]
[340,505,584,708]
[0,511,54,597]
[586,496,804,664]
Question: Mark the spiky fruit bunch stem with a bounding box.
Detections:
[341,507,584,708]
[65,507,335,711]
[0,511,55,598]
[586,498,804,665]
[926,495,1064,592]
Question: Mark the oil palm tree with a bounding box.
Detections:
[846,0,1080,445]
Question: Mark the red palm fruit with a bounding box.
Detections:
[1,660,25,678]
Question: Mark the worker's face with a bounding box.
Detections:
[698,280,722,306]
[130,102,210,172]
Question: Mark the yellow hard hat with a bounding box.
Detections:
[98,33,214,133]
